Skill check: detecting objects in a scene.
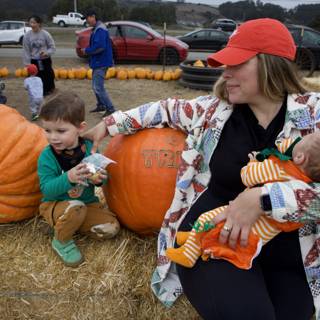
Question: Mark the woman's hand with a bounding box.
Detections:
[212,187,264,249]
[82,121,108,153]
[67,163,91,185]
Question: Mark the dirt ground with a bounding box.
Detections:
[2,56,209,150]
[0,56,209,320]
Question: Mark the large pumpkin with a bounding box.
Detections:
[103,128,186,235]
[0,105,47,223]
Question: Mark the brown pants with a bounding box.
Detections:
[39,200,120,242]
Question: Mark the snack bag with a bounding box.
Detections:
[81,153,115,185]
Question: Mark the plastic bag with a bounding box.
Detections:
[81,153,115,185]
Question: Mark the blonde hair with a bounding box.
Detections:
[213,54,307,102]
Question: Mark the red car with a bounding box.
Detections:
[76,20,189,65]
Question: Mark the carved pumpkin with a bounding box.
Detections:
[0,105,47,223]
[103,128,186,235]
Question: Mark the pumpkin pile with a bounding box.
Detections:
[103,128,186,235]
[0,105,47,223]
[11,66,182,81]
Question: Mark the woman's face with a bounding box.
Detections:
[29,18,41,32]
[222,56,261,105]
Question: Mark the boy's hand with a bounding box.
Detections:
[88,168,108,185]
[67,163,91,185]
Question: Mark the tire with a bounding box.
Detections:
[182,72,219,83]
[58,21,66,27]
[159,48,180,65]
[19,36,23,46]
[178,60,223,90]
[295,48,316,77]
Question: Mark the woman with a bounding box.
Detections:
[84,19,319,319]
[23,15,56,96]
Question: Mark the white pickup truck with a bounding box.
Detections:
[52,12,85,27]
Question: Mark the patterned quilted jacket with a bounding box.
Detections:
[105,93,320,318]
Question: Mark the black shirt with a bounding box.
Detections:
[179,100,287,230]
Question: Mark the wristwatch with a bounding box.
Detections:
[260,194,272,213]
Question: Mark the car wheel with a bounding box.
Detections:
[58,21,66,27]
[295,48,316,77]
[19,36,24,46]
[179,60,223,91]
[159,48,179,65]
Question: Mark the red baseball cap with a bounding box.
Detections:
[207,18,296,67]
[27,64,38,76]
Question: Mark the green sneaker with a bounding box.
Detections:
[51,238,84,267]
[31,113,39,121]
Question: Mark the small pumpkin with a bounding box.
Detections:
[0,105,47,223]
[67,69,75,79]
[87,69,93,80]
[117,69,128,80]
[162,71,172,81]
[136,68,147,79]
[127,69,136,79]
[0,67,9,77]
[193,60,205,67]
[103,128,186,235]
[15,68,22,77]
[58,68,68,79]
[21,67,28,77]
[154,70,163,80]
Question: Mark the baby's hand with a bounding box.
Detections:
[248,151,258,160]
[88,168,107,185]
[67,163,91,185]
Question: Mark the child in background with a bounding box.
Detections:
[24,64,43,121]
[166,132,320,269]
[37,91,120,267]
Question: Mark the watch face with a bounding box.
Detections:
[260,194,272,212]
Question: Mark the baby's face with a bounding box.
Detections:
[292,132,320,168]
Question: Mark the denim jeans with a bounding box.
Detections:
[92,67,115,112]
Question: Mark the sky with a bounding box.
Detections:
[166,0,320,9]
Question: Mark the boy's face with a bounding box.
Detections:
[42,119,86,151]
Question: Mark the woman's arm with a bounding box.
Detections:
[84,95,219,152]
[44,31,56,56]
[22,33,31,65]
[263,180,320,223]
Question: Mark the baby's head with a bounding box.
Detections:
[292,131,320,181]
[27,64,38,77]
[39,91,86,151]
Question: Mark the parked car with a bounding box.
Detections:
[211,19,237,32]
[287,24,320,73]
[0,21,31,46]
[53,12,85,27]
[177,28,229,51]
[75,21,189,65]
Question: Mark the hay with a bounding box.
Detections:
[0,213,200,319]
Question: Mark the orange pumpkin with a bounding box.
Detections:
[103,128,186,235]
[0,105,47,223]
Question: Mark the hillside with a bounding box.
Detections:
[175,3,221,27]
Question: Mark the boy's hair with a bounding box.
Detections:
[39,91,85,126]
[303,133,320,182]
